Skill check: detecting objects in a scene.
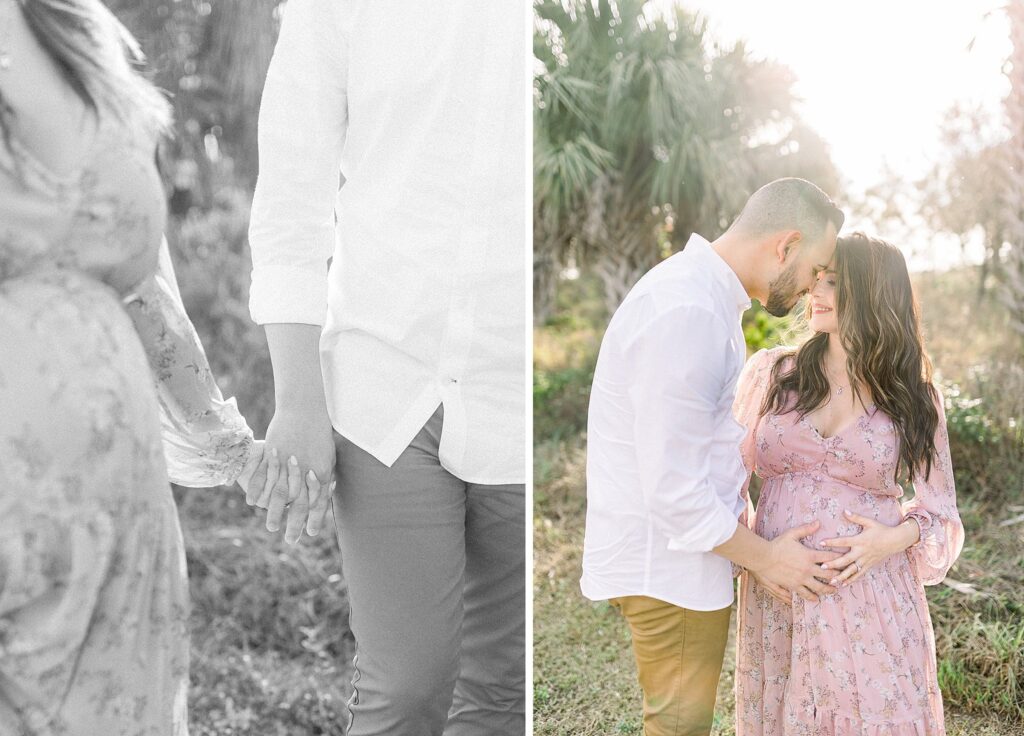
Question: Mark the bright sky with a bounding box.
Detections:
[671,0,1012,271]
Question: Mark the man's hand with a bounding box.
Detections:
[716,520,841,604]
[248,407,335,544]
[250,323,335,545]
[750,568,791,606]
[749,521,841,603]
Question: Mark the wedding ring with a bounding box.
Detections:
[855,561,862,573]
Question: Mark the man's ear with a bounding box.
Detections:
[776,230,802,263]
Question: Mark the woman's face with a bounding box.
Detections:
[808,264,839,334]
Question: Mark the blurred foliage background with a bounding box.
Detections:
[533,1,1024,734]
[111,3,353,733]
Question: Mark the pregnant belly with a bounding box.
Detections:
[754,472,904,553]
[0,270,168,513]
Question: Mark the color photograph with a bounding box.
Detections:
[534,1,1024,734]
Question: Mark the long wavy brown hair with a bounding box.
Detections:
[760,232,940,484]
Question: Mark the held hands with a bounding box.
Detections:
[750,521,841,605]
[237,439,265,494]
[820,510,921,587]
[244,408,337,545]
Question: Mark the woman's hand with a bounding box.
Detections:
[820,510,921,587]
[236,440,265,496]
[250,406,336,544]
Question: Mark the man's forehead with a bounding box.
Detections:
[815,252,837,272]
[824,219,839,244]
[814,222,839,259]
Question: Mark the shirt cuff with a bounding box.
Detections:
[249,263,328,326]
[665,497,740,553]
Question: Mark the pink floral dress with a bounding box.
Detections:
[733,347,964,736]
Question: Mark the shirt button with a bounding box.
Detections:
[448,377,459,384]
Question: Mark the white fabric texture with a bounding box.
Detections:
[581,234,752,610]
[248,0,526,484]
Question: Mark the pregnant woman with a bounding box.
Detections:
[0,1,279,733]
[733,232,964,734]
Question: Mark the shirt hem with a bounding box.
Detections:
[580,577,736,612]
[450,469,526,486]
[330,387,443,468]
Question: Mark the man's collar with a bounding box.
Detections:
[685,234,751,314]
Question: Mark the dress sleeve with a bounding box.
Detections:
[123,237,256,488]
[727,347,781,578]
[732,347,782,521]
[900,386,965,585]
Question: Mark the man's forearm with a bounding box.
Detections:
[265,323,330,417]
[713,522,774,574]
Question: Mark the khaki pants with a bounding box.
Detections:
[610,596,732,736]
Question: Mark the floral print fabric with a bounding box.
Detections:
[0,114,254,735]
[732,347,964,736]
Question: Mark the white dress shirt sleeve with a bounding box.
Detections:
[248,0,348,327]
[627,304,741,553]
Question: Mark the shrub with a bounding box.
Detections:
[942,365,1024,507]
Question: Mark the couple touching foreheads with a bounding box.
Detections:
[582,178,964,735]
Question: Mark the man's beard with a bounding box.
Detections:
[764,259,802,317]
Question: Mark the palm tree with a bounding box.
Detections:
[534,0,840,320]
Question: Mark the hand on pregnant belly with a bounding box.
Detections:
[820,509,922,587]
[748,520,843,604]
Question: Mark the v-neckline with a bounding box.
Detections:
[802,403,877,442]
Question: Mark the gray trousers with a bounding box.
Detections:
[331,404,525,736]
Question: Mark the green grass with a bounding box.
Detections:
[533,436,1024,734]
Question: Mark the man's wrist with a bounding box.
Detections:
[273,395,331,422]
[713,522,775,574]
[746,537,776,575]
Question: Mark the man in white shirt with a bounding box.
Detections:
[582,178,845,735]
[244,3,526,735]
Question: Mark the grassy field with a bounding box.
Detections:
[533,267,1024,734]
[178,488,354,735]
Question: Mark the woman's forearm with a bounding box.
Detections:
[893,517,922,553]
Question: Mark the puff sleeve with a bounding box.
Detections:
[124,237,256,487]
[900,387,965,585]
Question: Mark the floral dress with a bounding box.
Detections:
[733,347,964,736]
[0,113,255,735]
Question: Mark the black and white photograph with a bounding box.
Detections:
[0,1,527,734]
[4,1,1024,736]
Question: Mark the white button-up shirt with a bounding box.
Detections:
[248,0,526,484]
[581,234,752,611]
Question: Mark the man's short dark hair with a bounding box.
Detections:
[729,178,844,242]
